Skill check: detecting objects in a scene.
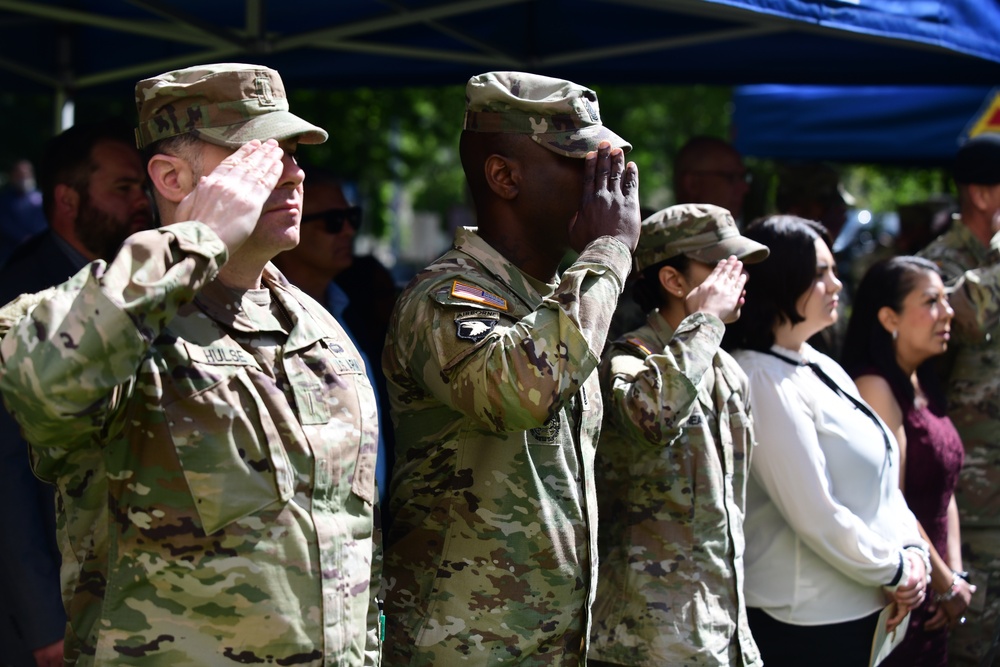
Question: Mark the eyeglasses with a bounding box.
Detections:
[688,170,753,186]
[301,206,362,234]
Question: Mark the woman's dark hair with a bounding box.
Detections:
[632,253,690,313]
[721,215,831,352]
[842,256,945,406]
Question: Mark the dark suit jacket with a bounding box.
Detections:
[0,231,81,663]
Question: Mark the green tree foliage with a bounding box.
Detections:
[593,84,733,211]
[290,83,737,233]
[2,85,952,240]
[290,86,468,237]
[841,164,951,212]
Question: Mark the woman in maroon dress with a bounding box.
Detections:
[843,256,974,666]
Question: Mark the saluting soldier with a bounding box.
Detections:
[588,204,767,667]
[380,71,640,666]
[0,63,382,665]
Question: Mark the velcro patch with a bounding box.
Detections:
[625,337,654,356]
[530,414,561,444]
[325,339,363,375]
[185,343,254,366]
[455,310,499,342]
[451,281,508,311]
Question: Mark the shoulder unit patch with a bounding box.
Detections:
[451,281,508,311]
[455,310,500,342]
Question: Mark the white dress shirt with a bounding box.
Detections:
[734,343,925,625]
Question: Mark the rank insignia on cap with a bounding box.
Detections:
[451,281,508,310]
[455,310,500,342]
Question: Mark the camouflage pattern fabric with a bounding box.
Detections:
[632,204,768,271]
[949,527,1000,666]
[380,226,632,666]
[0,222,382,666]
[919,219,1000,664]
[462,71,630,158]
[134,63,327,149]
[589,312,760,667]
[918,220,1000,528]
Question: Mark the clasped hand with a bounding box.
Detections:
[885,550,928,632]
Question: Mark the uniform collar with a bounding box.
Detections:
[452,226,550,309]
[950,216,993,259]
[647,309,676,344]
[194,263,328,352]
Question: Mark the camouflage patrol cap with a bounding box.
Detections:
[634,203,769,272]
[463,71,631,158]
[134,63,328,150]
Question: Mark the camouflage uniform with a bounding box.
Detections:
[919,219,1000,665]
[0,222,382,665]
[588,204,766,667]
[589,312,759,666]
[381,226,632,666]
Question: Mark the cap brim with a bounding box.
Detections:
[688,237,770,264]
[196,111,328,149]
[533,124,632,158]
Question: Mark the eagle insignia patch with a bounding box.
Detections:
[455,310,500,342]
[530,414,561,444]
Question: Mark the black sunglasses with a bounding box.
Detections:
[301,206,362,234]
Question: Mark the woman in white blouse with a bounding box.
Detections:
[721,215,929,666]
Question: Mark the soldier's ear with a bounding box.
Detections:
[658,265,687,299]
[967,183,1000,214]
[484,154,518,200]
[147,154,195,204]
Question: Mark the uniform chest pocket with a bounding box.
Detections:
[286,338,378,506]
[164,359,294,535]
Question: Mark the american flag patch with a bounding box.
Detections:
[626,337,653,356]
[450,281,508,310]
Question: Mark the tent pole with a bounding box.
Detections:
[54,25,75,133]
[53,87,75,134]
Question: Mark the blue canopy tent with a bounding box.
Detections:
[732,84,997,163]
[1,0,999,131]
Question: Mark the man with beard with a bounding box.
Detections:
[0,119,152,667]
